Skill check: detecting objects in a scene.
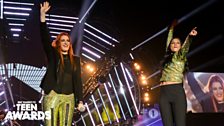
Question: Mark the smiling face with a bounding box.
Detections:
[211,81,224,102]
[59,35,71,54]
[170,38,181,52]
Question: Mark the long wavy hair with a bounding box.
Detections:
[52,32,74,70]
[206,75,224,112]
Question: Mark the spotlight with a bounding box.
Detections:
[144,96,150,102]
[143,92,150,102]
[141,80,148,85]
[85,64,95,73]
[144,92,149,97]
[134,63,141,71]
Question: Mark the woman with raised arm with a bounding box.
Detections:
[39,2,84,126]
[159,20,197,126]
[187,73,224,112]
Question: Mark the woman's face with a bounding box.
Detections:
[211,81,224,102]
[59,35,70,54]
[170,38,181,52]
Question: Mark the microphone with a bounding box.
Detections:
[77,103,86,112]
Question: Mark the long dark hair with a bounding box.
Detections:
[160,37,189,72]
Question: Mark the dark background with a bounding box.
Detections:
[0,0,223,104]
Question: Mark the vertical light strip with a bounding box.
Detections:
[81,115,87,126]
[125,68,133,82]
[109,74,126,120]
[120,62,139,115]
[85,103,95,126]
[91,95,104,126]
[103,83,119,123]
[0,0,3,19]
[25,65,29,84]
[97,89,112,124]
[8,63,11,77]
[107,82,111,88]
[114,66,133,117]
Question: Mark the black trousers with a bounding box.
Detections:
[159,84,187,126]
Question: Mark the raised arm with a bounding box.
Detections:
[165,20,177,52]
[187,72,206,102]
[40,2,51,23]
[39,2,52,57]
[181,27,197,54]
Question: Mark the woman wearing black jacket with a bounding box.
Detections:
[39,2,84,126]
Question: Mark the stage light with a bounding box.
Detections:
[4,11,29,16]
[134,63,141,71]
[144,92,149,97]
[84,28,113,46]
[6,17,26,21]
[82,47,101,59]
[0,0,3,19]
[141,80,148,85]
[85,23,119,43]
[46,14,78,19]
[144,96,150,102]
[4,6,32,11]
[46,22,74,28]
[10,28,21,31]
[83,41,105,54]
[13,34,19,37]
[85,63,95,73]
[82,53,96,62]
[129,53,134,60]
[49,27,71,31]
[120,62,139,115]
[46,18,76,24]
[3,1,34,6]
[0,91,4,96]
[120,86,125,94]
[83,35,110,50]
[8,23,24,26]
[143,93,150,102]
[109,74,126,120]
[140,75,146,80]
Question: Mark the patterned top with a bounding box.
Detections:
[160,26,192,83]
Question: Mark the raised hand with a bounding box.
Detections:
[40,1,51,22]
[189,27,197,36]
[170,19,178,28]
[77,101,86,112]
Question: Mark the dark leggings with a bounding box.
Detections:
[159,84,187,126]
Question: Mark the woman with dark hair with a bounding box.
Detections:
[159,20,197,126]
[187,73,224,112]
[39,2,84,126]
[206,75,224,112]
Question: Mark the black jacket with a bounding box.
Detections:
[39,22,83,106]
